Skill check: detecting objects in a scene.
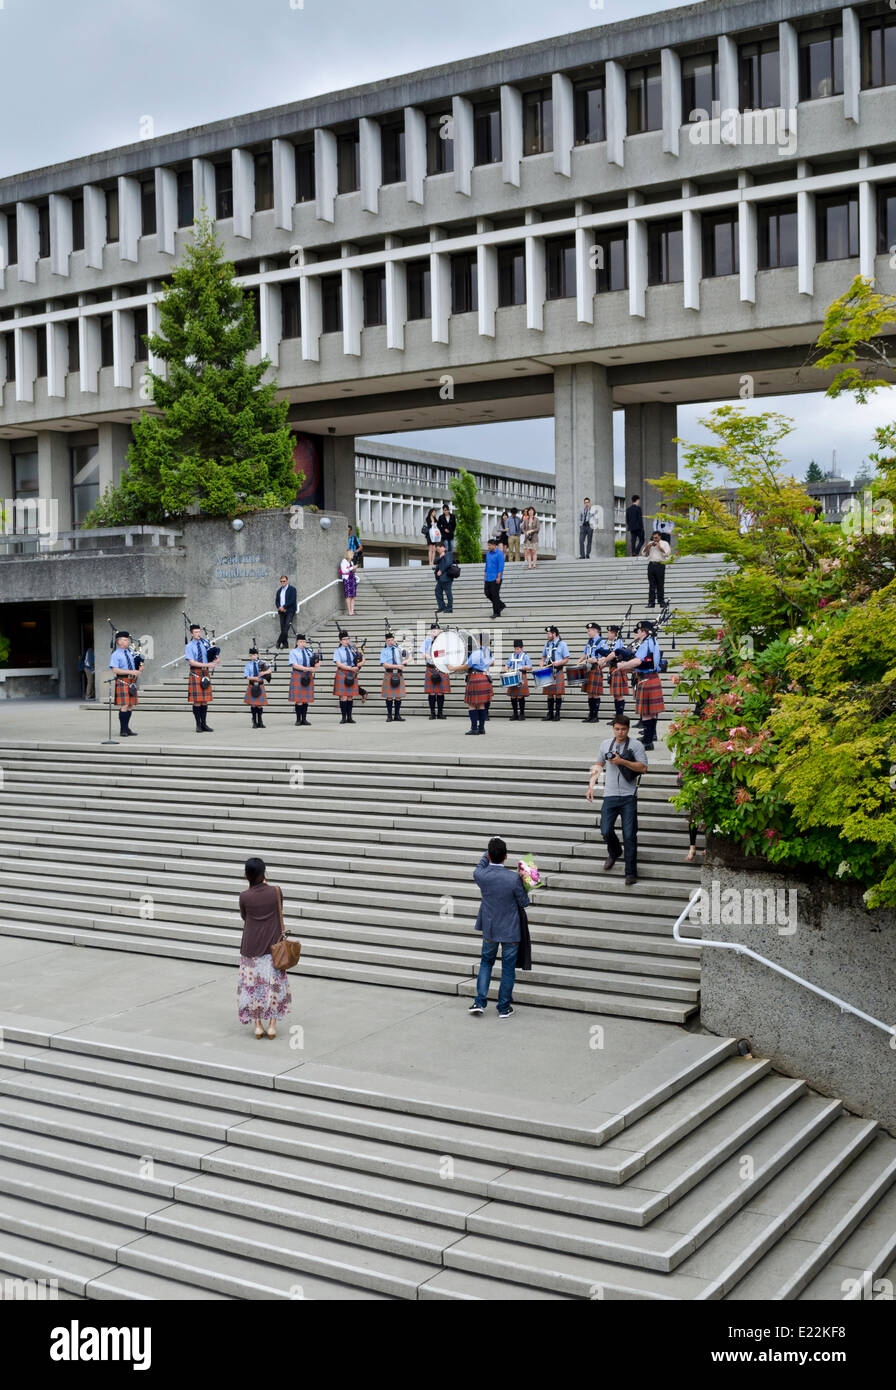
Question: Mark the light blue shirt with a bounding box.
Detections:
[243,659,268,678]
[379,644,403,666]
[542,640,570,664]
[185,639,209,663]
[423,635,440,659]
[109,648,135,670]
[290,647,313,667]
[333,645,354,666]
[468,647,493,672]
[506,651,532,669]
[634,637,660,670]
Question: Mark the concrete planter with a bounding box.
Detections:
[697,840,896,1134]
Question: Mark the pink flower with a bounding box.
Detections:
[734,789,752,806]
[764,828,780,843]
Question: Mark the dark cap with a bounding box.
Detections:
[586,621,601,630]
[115,631,130,640]
[338,629,349,639]
[248,646,258,654]
[513,639,524,648]
[385,632,394,640]
[545,625,560,635]
[295,633,307,641]
[608,624,621,634]
[430,622,440,630]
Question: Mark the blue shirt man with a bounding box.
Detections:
[469,836,530,1018]
[483,539,506,617]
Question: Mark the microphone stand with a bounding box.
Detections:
[102,676,118,745]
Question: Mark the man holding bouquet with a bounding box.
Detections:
[468,837,531,1020]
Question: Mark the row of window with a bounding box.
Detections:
[3,307,148,382]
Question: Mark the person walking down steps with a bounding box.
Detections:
[238,857,292,1040]
[468,836,530,1019]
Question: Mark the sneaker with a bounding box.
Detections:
[497,1007,514,1019]
[467,1003,485,1015]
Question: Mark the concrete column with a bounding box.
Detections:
[718,35,739,115]
[624,402,678,524]
[628,206,647,318]
[193,158,215,222]
[661,49,682,156]
[430,241,451,344]
[385,235,407,350]
[300,255,322,362]
[259,265,282,367]
[606,61,626,168]
[452,96,474,196]
[501,85,522,187]
[322,435,357,522]
[84,185,105,269]
[858,180,875,279]
[359,117,382,214]
[798,183,815,296]
[341,244,362,357]
[49,195,73,277]
[843,8,860,124]
[16,202,39,282]
[118,176,141,261]
[47,317,68,398]
[146,280,165,378]
[113,308,135,389]
[272,138,296,231]
[525,216,545,332]
[779,22,799,131]
[232,149,254,238]
[314,129,338,223]
[682,192,701,311]
[78,296,100,393]
[739,192,757,303]
[576,222,596,324]
[477,219,497,338]
[552,73,574,178]
[155,168,177,255]
[0,211,8,291]
[37,429,72,546]
[404,107,426,205]
[14,325,37,403]
[96,422,132,496]
[553,362,614,559]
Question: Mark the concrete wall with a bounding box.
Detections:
[697,847,896,1134]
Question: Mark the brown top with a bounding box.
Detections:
[239,881,283,958]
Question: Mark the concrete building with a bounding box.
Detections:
[1,0,895,565]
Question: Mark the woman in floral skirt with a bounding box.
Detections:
[237,857,291,1040]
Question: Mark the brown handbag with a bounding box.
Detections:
[270,885,302,971]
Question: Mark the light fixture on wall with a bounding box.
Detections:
[319,516,332,530]
[231,518,244,532]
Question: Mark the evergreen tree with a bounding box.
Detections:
[83,214,300,524]
[805,460,823,483]
[450,468,483,563]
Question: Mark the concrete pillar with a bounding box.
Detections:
[259,267,282,368]
[452,97,474,196]
[739,174,757,303]
[37,429,72,546]
[628,210,647,319]
[272,138,296,231]
[624,402,678,526]
[84,185,105,269]
[0,440,14,507]
[322,436,356,523]
[843,8,860,124]
[314,129,338,224]
[552,73,574,178]
[525,216,545,332]
[96,422,132,497]
[49,195,73,277]
[404,107,426,205]
[300,254,322,362]
[232,149,254,238]
[682,192,701,311]
[858,180,875,279]
[118,177,141,262]
[385,234,407,350]
[477,220,497,338]
[606,62,626,168]
[797,181,815,296]
[14,325,37,404]
[155,168,177,255]
[576,221,596,324]
[78,295,100,393]
[501,86,522,187]
[0,211,8,291]
[718,35,739,115]
[16,202,39,283]
[341,243,362,357]
[430,241,451,344]
[193,158,214,223]
[661,49,681,156]
[553,363,615,560]
[359,118,382,214]
[47,317,68,398]
[779,22,799,132]
[112,307,135,389]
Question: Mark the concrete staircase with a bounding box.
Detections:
[0,1024,892,1300]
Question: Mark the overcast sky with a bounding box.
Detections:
[2,0,890,480]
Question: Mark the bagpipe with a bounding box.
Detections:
[384,617,410,689]
[296,640,323,688]
[183,612,221,689]
[333,620,368,696]
[107,618,146,671]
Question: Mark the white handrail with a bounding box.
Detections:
[674,889,896,1041]
[159,578,343,670]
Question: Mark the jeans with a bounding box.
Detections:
[475,938,519,1011]
[629,529,645,556]
[647,562,666,607]
[579,524,593,558]
[435,578,453,611]
[600,794,639,877]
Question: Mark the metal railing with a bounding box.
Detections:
[674,888,896,1041]
[158,578,342,671]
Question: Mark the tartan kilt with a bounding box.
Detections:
[289,668,315,704]
[381,671,406,700]
[244,682,268,707]
[113,674,139,709]
[610,666,628,701]
[543,669,566,697]
[635,673,665,718]
[501,672,529,697]
[424,666,451,696]
[584,665,604,697]
[464,671,493,708]
[187,669,213,704]
[333,667,358,699]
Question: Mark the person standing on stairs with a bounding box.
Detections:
[274,575,297,649]
[456,637,494,735]
[243,647,271,730]
[109,631,140,737]
[380,632,407,722]
[333,630,364,724]
[433,543,455,613]
[503,638,532,721]
[616,621,666,751]
[185,624,220,734]
[483,538,506,617]
[586,715,648,888]
[581,622,608,723]
[468,836,530,1019]
[340,551,358,617]
[238,857,291,1040]
[423,621,450,719]
[578,497,594,558]
[289,633,315,726]
[602,625,629,723]
[540,625,569,721]
[642,530,671,609]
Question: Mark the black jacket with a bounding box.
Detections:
[433,552,454,581]
[626,504,643,533]
[436,512,456,541]
[275,584,298,611]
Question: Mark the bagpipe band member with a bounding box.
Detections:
[604,624,629,721]
[423,622,450,719]
[109,631,140,737]
[243,647,271,729]
[504,638,532,722]
[582,621,607,724]
[617,620,666,751]
[185,623,220,733]
[333,630,363,724]
[380,632,406,722]
[289,633,315,725]
[455,639,493,736]
[541,625,569,722]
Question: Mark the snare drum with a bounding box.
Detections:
[533,667,555,690]
[501,669,523,690]
[566,665,588,687]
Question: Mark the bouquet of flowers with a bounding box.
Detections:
[518,854,542,892]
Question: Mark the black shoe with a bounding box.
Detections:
[465,729,478,735]
[394,716,406,722]
[541,714,553,721]
[497,1007,515,1020]
[468,1003,484,1015]
[437,713,447,719]
[346,717,356,723]
[386,714,393,722]
[603,855,618,872]
[625,876,638,886]
[295,717,302,725]
[510,713,519,721]
[643,743,655,751]
[340,716,347,724]
[429,714,437,720]
[257,721,265,728]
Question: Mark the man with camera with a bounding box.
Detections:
[586,715,647,887]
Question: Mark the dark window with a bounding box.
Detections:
[473,101,501,165]
[215,161,233,220]
[878,182,896,254]
[71,197,84,251]
[6,211,17,266]
[67,320,79,374]
[702,211,740,277]
[682,52,719,121]
[105,188,119,243]
[647,219,683,284]
[758,199,798,268]
[594,228,628,292]
[816,192,859,261]
[71,443,99,527]
[321,274,343,332]
[450,252,477,314]
[295,143,315,202]
[381,120,406,184]
[38,204,50,259]
[362,267,386,326]
[255,151,273,211]
[523,88,553,155]
[281,282,301,339]
[133,306,148,362]
[799,26,843,100]
[739,40,781,109]
[337,132,360,194]
[176,170,193,228]
[627,65,662,133]
[2,601,51,663]
[426,113,454,174]
[140,179,156,236]
[99,314,114,368]
[5,334,15,381]
[862,16,896,89]
[406,259,431,319]
[497,244,525,306]
[574,79,606,144]
[35,328,47,378]
[546,235,576,299]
